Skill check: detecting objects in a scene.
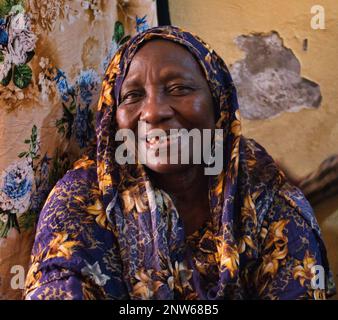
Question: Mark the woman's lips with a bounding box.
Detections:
[137,129,194,163]
[146,132,183,149]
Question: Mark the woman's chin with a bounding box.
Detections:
[145,162,193,175]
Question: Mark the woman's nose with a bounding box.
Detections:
[139,91,175,124]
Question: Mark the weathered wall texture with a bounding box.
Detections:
[169,0,338,297]
[231,31,322,119]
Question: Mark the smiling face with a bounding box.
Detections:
[116,39,215,174]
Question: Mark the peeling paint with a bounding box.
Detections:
[82,37,103,70]
[231,32,322,119]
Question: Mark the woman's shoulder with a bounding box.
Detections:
[58,156,98,189]
[237,139,336,297]
[50,155,98,201]
[239,137,284,191]
[238,137,319,233]
[25,156,124,300]
[35,156,110,237]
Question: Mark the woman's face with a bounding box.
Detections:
[116,39,215,174]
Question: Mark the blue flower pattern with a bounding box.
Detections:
[3,168,32,201]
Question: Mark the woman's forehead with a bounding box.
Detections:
[135,38,189,53]
[122,39,206,83]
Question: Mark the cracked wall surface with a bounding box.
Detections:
[231,31,322,119]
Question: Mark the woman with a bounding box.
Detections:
[24,26,335,300]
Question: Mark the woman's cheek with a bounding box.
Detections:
[116,105,140,129]
[180,95,213,123]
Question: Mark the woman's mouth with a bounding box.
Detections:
[145,131,183,148]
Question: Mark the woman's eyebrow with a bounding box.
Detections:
[160,69,195,82]
[121,69,196,90]
[121,75,141,88]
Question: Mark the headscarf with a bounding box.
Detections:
[24,26,335,300]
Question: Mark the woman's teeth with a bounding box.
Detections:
[147,136,159,144]
[146,132,182,145]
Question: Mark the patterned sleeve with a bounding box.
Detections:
[252,182,336,300]
[23,166,128,300]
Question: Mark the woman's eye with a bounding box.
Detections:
[168,85,193,95]
[121,91,143,103]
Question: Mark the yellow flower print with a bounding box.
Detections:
[45,232,80,260]
[120,186,148,214]
[167,261,194,294]
[228,113,241,182]
[280,191,298,209]
[313,289,326,300]
[238,235,257,254]
[73,156,95,170]
[241,192,261,226]
[205,52,212,65]
[215,238,239,278]
[264,219,289,250]
[98,81,114,109]
[82,281,107,300]
[260,226,268,242]
[230,113,241,137]
[214,170,225,196]
[185,292,199,300]
[97,161,112,192]
[293,250,317,286]
[34,286,73,300]
[121,190,135,213]
[260,245,288,277]
[106,52,121,78]
[24,256,42,292]
[86,198,112,231]
[132,269,164,299]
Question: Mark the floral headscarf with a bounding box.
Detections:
[24,26,335,300]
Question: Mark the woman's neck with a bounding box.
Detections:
[150,165,207,199]
[149,166,211,235]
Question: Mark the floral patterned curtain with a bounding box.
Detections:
[0,0,158,299]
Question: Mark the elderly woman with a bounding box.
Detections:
[24,26,335,300]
